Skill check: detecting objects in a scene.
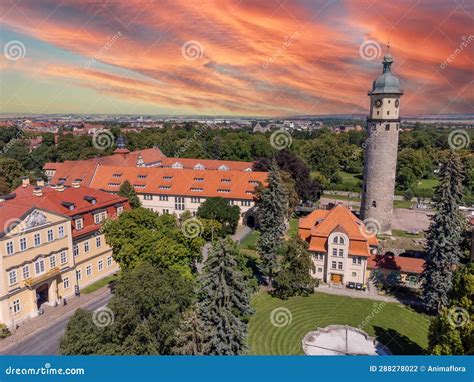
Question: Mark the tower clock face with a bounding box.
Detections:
[395,99,400,108]
[374,99,382,108]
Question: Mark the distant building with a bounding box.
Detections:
[252,121,271,133]
[299,204,379,286]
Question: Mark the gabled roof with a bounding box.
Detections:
[367,254,424,274]
[89,165,266,200]
[298,204,378,257]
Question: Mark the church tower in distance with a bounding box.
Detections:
[360,51,403,234]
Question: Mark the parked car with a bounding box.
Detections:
[347,282,355,289]
[355,283,366,291]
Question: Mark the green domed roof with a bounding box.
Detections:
[369,54,403,95]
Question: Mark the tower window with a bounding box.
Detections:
[385,124,390,131]
[387,111,390,115]
[372,200,377,208]
[388,100,391,103]
[377,111,380,115]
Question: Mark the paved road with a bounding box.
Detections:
[3,292,112,355]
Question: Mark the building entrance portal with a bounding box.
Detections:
[36,284,49,309]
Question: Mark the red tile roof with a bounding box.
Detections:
[367,254,425,274]
[1,185,129,236]
[298,204,378,257]
[90,165,267,200]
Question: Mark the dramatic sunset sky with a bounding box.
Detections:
[0,0,472,116]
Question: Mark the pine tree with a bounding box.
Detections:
[118,179,141,208]
[273,238,316,300]
[257,162,288,289]
[197,238,252,355]
[422,151,466,313]
[428,263,473,354]
[172,305,207,355]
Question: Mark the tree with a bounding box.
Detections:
[422,151,466,313]
[273,238,316,299]
[103,208,203,277]
[197,197,240,236]
[428,263,473,354]
[257,162,288,289]
[60,263,193,355]
[59,309,103,355]
[172,305,207,355]
[196,238,252,355]
[118,179,141,208]
[0,157,25,192]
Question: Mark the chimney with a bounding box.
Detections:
[36,178,45,187]
[33,187,43,197]
[56,183,65,192]
[71,179,81,189]
[21,176,30,188]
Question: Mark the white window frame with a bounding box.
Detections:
[6,241,14,255]
[96,236,102,248]
[12,299,21,314]
[86,265,92,277]
[98,259,103,271]
[19,237,27,251]
[35,258,45,275]
[63,277,70,289]
[49,255,56,269]
[60,251,67,264]
[84,241,90,253]
[8,270,17,285]
[22,265,30,279]
[47,229,54,242]
[34,233,41,247]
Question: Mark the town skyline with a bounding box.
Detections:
[1,1,473,116]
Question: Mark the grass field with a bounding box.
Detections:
[413,178,438,194]
[238,218,299,251]
[248,291,429,355]
[82,274,118,294]
[391,229,425,239]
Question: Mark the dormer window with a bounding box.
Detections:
[112,173,122,178]
[191,187,203,192]
[245,168,252,172]
[194,163,205,170]
[194,177,204,182]
[163,176,173,181]
[75,218,83,230]
[221,179,231,184]
[218,165,229,171]
[249,180,259,185]
[137,175,147,180]
[84,196,97,204]
[217,189,230,193]
[159,185,171,190]
[172,162,183,169]
[61,201,75,211]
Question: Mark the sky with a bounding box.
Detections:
[0,0,472,117]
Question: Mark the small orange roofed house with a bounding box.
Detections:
[0,178,129,328]
[298,204,379,288]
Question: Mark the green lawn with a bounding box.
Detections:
[248,291,429,355]
[288,218,299,238]
[413,178,438,193]
[82,274,118,294]
[391,229,425,239]
[239,230,259,250]
[339,171,362,186]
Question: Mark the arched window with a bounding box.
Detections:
[372,200,377,208]
[339,237,345,244]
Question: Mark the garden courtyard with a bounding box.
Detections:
[248,291,430,355]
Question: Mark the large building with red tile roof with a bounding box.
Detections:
[43,141,263,223]
[299,204,379,286]
[0,178,129,327]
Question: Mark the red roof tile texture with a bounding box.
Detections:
[298,204,378,257]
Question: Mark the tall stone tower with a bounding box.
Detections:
[360,52,403,234]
